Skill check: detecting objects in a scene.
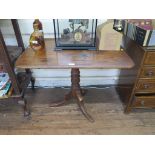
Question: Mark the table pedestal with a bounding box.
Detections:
[50,68,94,122]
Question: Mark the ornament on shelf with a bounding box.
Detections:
[29,19,45,51]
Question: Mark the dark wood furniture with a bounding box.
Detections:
[16,39,134,122]
[118,35,155,113]
[0,19,34,116]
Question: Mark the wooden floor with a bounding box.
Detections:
[0,87,155,135]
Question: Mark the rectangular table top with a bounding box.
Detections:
[15,39,134,69]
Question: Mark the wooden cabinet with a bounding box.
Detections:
[0,19,34,116]
[119,35,155,112]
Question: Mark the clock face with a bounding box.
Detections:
[74,31,83,42]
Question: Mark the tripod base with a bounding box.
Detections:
[50,68,94,122]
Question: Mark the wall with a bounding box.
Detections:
[0,19,134,87]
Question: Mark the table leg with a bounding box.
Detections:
[75,89,94,122]
[49,91,72,107]
[50,68,94,122]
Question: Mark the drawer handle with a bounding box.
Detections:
[144,84,149,89]
[140,100,145,106]
[147,70,154,76]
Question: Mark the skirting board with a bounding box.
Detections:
[31,76,135,88]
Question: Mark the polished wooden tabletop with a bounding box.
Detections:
[15,39,134,69]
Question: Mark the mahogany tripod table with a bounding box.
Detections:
[16,39,134,122]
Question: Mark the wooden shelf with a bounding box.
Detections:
[0,72,32,100]
[0,46,22,70]
[0,19,32,116]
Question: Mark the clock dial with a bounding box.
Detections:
[74,31,83,42]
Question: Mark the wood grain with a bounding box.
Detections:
[15,39,134,69]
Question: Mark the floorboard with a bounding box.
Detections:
[0,87,155,135]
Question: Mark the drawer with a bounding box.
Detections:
[132,96,155,107]
[144,52,155,65]
[140,67,155,78]
[135,79,155,93]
